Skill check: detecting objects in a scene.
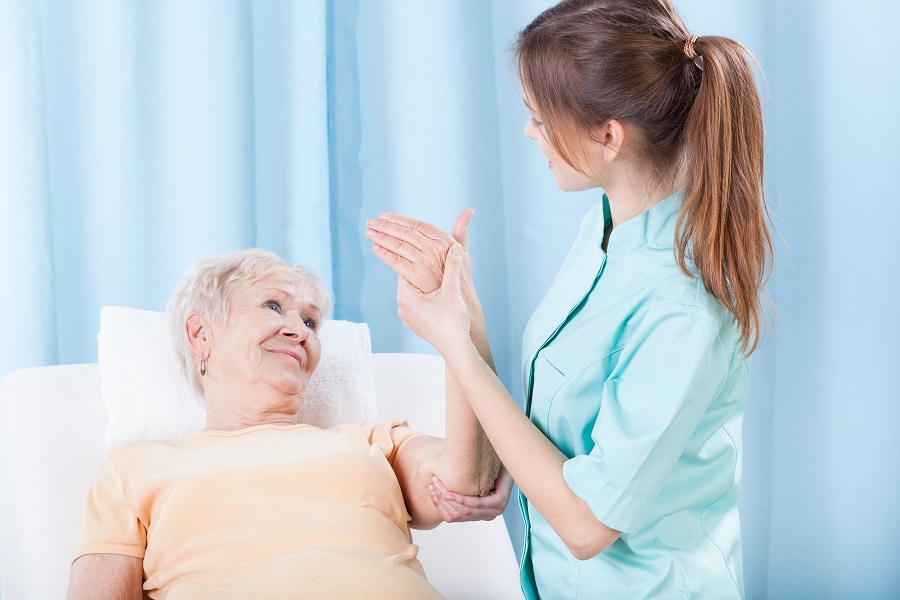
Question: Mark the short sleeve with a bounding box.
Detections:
[562,304,731,533]
[365,417,427,467]
[72,455,147,562]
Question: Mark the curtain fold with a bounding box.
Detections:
[0,0,57,373]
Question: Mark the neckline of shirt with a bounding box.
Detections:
[599,191,680,255]
[183,422,315,439]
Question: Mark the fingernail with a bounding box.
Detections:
[365,229,374,237]
[428,484,434,493]
[366,219,376,226]
[431,476,437,483]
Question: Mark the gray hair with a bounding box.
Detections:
[167,248,332,393]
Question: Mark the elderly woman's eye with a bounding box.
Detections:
[304,318,318,330]
[265,300,281,312]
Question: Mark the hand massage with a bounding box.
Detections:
[62,249,510,599]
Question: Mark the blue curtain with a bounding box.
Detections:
[2,0,898,597]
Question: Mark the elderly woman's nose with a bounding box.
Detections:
[279,311,310,339]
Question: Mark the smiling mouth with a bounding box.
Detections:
[268,349,304,365]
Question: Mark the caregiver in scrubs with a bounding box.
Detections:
[366,0,773,597]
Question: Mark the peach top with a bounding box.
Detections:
[73,418,443,599]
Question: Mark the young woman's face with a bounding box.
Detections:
[523,101,600,192]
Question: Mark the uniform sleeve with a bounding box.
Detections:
[72,455,147,562]
[366,417,427,467]
[561,303,731,533]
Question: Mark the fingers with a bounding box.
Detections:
[378,213,452,243]
[371,244,426,289]
[372,244,428,293]
[367,216,452,294]
[367,218,443,253]
[428,468,512,523]
[366,227,428,265]
[429,482,464,522]
[494,465,514,495]
[430,476,507,512]
[441,244,464,296]
[451,209,474,249]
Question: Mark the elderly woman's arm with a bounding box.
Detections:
[67,554,143,600]
[368,211,502,528]
[392,317,501,529]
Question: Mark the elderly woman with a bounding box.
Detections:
[66,249,504,600]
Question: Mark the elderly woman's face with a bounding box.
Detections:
[211,277,323,398]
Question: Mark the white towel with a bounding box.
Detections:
[98,307,377,448]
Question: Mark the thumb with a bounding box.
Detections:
[451,209,474,249]
[441,243,464,296]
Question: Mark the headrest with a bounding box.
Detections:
[98,307,377,448]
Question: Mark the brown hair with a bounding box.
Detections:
[517,0,773,354]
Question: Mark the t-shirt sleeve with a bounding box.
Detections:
[72,454,147,562]
[562,303,732,533]
[366,417,427,467]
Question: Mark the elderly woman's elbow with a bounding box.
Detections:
[464,457,502,497]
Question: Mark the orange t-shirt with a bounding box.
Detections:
[73,418,443,599]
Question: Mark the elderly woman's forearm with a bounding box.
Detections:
[438,312,500,495]
[394,304,499,526]
[435,422,500,497]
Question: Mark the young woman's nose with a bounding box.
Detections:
[524,117,538,140]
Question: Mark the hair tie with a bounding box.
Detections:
[684,34,699,59]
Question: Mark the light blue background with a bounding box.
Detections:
[1,1,898,598]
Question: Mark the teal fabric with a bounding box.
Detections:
[520,194,746,599]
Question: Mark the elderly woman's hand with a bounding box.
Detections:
[366,210,472,293]
[428,466,514,523]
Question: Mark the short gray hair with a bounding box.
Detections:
[167,248,332,393]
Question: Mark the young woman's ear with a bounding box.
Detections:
[596,119,627,161]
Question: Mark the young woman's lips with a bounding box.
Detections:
[548,160,554,169]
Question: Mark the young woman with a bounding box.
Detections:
[367,0,773,597]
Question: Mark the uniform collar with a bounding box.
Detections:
[599,192,680,255]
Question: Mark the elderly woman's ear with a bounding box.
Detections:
[186,312,212,372]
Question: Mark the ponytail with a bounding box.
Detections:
[516,1,774,354]
[678,36,773,355]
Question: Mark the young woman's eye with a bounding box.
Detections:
[265,300,281,312]
[530,115,543,128]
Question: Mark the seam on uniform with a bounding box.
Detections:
[699,424,742,594]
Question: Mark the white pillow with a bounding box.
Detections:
[98,307,377,448]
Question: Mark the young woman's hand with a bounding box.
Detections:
[395,243,472,354]
[429,466,514,523]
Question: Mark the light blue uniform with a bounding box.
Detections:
[519,194,746,599]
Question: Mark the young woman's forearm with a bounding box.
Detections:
[444,338,620,559]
